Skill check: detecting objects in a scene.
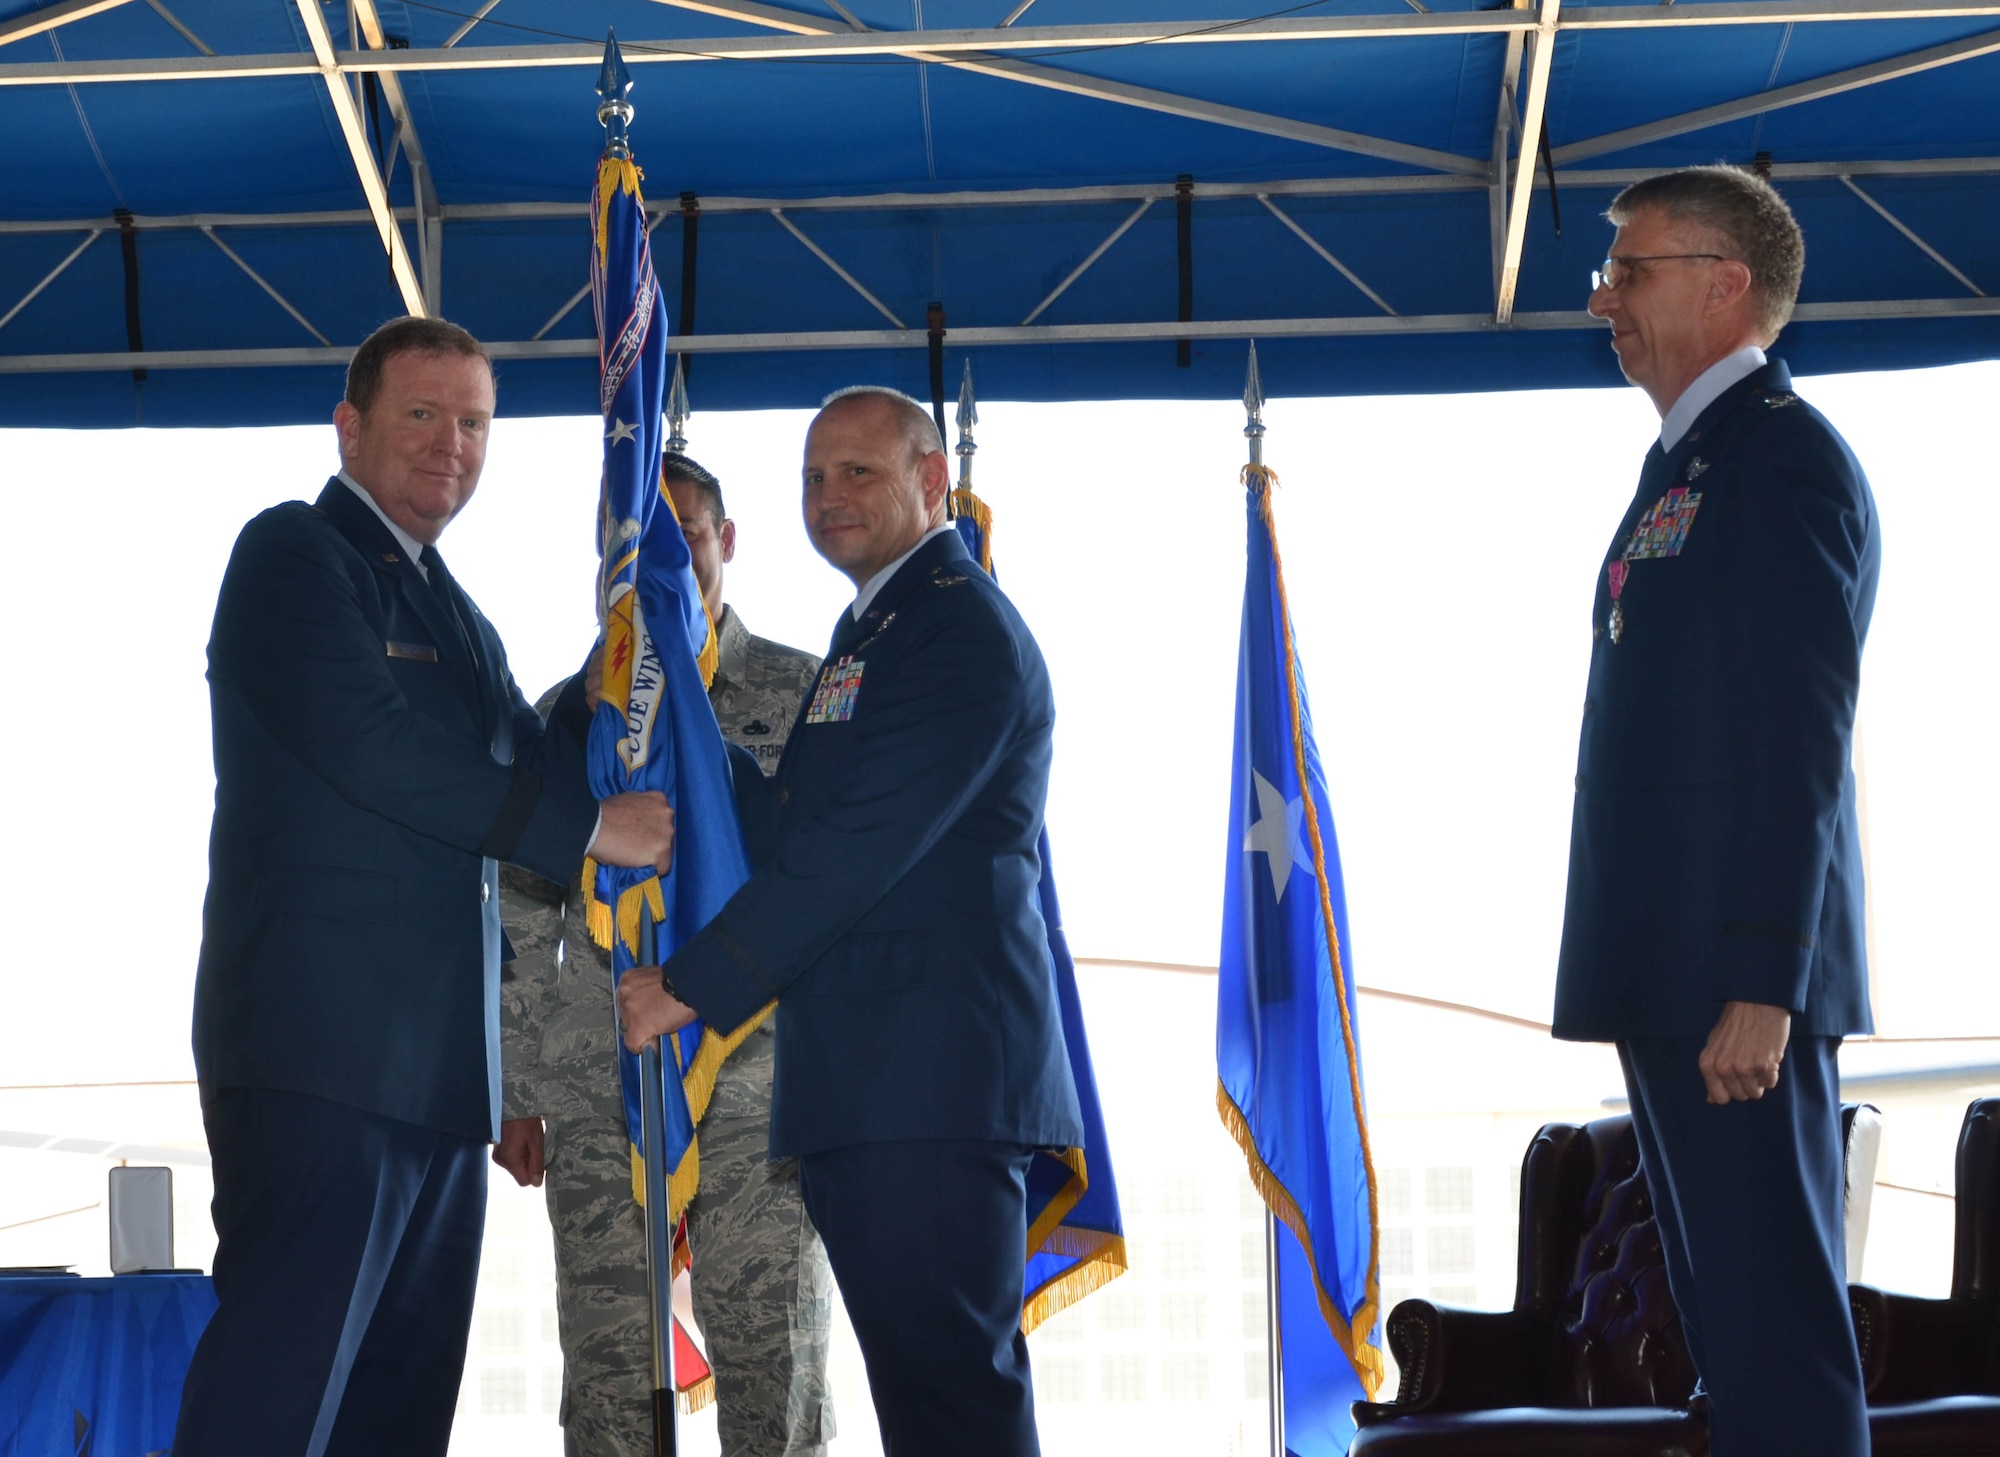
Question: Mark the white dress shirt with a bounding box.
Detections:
[343,468,604,849]
[339,470,429,580]
[851,521,959,620]
[1660,345,1766,452]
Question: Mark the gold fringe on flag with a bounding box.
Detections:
[678,999,776,1132]
[594,157,645,268]
[677,1372,715,1416]
[582,855,614,948]
[616,879,667,958]
[1024,1146,1091,1257]
[1218,1083,1383,1396]
[949,486,993,573]
[626,1135,703,1223]
[1020,1224,1129,1337]
[1014,1148,1132,1335]
[625,1016,704,1219]
[696,603,720,690]
[1218,462,1385,1399]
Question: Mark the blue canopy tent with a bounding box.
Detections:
[0,0,1996,426]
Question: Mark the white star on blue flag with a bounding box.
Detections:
[1244,768,1314,903]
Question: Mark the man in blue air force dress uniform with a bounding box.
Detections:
[1553,168,1878,1456]
[177,317,677,1457]
[618,387,1084,1456]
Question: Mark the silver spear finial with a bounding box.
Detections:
[1243,341,1266,468]
[595,30,634,160]
[955,359,978,490]
[666,354,690,454]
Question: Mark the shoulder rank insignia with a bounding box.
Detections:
[930,569,969,588]
[380,551,401,563]
[806,656,865,724]
[1686,457,1709,481]
[1763,391,1800,409]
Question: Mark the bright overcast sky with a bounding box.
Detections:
[2,357,1995,1087]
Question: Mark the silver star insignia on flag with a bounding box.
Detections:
[1244,769,1314,904]
[606,418,637,446]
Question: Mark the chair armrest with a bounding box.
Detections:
[1352,1300,1558,1424]
[1850,1283,1999,1402]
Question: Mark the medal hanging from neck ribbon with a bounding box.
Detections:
[1606,482,1704,645]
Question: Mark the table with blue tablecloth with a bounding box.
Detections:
[0,1273,215,1456]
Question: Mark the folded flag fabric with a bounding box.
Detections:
[950,488,1128,1330]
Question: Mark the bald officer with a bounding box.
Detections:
[618,388,1083,1456]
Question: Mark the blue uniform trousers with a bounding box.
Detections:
[173,1088,487,1457]
[1618,1036,1867,1457]
[798,1139,1040,1457]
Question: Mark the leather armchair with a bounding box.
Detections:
[1849,1097,2000,1455]
[1350,1104,1879,1457]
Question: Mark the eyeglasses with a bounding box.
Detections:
[1591,254,1730,292]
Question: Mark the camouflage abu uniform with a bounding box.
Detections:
[500,605,833,1457]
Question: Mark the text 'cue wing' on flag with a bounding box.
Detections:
[585,148,764,1270]
[950,491,1128,1331]
[1217,463,1382,1453]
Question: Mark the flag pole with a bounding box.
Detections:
[639,919,679,1457]
[649,327,691,1457]
[667,355,690,456]
[598,32,678,1456]
[1244,340,1285,1457]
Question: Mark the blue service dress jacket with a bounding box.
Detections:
[195,478,600,1142]
[1554,359,1879,1043]
[661,529,1086,1159]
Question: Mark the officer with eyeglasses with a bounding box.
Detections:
[1551,166,1878,1457]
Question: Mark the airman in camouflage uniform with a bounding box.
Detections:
[498,456,834,1457]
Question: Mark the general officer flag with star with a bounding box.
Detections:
[584,94,754,1241]
[1218,463,1382,1452]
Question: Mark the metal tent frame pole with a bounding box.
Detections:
[5,292,1996,373]
[4,2,2000,371]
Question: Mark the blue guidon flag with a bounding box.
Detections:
[584,125,759,1259]
[948,488,1129,1330]
[1217,463,1381,1453]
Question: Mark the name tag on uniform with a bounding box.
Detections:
[806,656,864,723]
[386,640,439,662]
[1623,485,1704,561]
